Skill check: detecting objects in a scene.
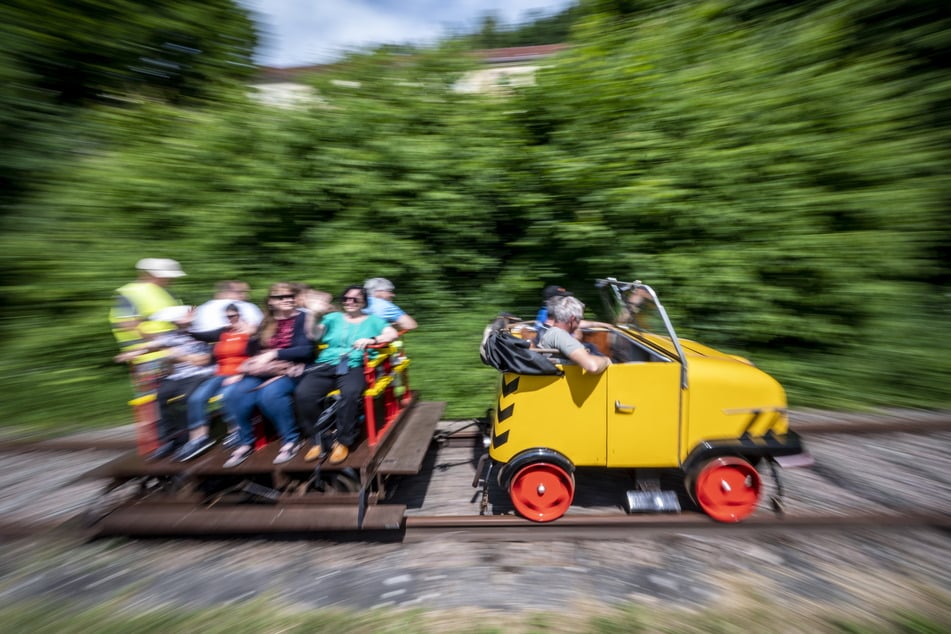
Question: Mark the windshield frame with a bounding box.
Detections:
[596,277,688,388]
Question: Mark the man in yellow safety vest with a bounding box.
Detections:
[110,258,186,351]
[110,258,187,415]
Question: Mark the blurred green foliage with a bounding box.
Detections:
[463,5,581,49]
[0,0,948,430]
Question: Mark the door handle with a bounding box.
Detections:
[615,400,636,414]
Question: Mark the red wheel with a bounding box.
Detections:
[509,462,574,523]
[692,456,761,523]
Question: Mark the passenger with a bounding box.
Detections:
[293,283,334,337]
[364,277,417,332]
[175,303,251,462]
[299,286,334,314]
[538,296,612,375]
[191,280,263,336]
[115,306,215,460]
[534,285,599,351]
[290,282,311,306]
[222,282,315,467]
[534,284,571,336]
[295,285,399,464]
[618,287,652,327]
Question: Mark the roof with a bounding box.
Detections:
[472,44,569,64]
[252,44,570,83]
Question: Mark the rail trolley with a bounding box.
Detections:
[84,339,445,534]
[83,277,809,534]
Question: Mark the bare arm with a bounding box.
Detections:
[394,313,417,332]
[113,333,162,363]
[567,347,612,374]
[379,325,400,344]
[168,345,212,367]
[354,325,401,350]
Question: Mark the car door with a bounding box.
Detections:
[605,361,682,468]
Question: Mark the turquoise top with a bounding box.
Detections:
[316,312,388,368]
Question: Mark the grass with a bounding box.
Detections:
[0,596,947,634]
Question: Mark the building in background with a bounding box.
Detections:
[249,44,568,106]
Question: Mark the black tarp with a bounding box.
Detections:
[480,318,563,376]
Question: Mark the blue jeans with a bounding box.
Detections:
[225,375,301,447]
[186,375,237,432]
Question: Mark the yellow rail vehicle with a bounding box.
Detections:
[86,277,808,535]
[481,278,808,523]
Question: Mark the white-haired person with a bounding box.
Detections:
[363,277,417,332]
[538,295,611,375]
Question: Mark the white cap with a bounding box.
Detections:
[136,258,186,278]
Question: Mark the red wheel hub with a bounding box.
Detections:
[693,456,761,523]
[509,462,574,522]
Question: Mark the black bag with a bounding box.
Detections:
[480,319,563,376]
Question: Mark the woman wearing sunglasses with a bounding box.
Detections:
[295,284,399,464]
[223,282,314,467]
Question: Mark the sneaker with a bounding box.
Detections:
[221,431,240,449]
[173,436,215,462]
[223,445,253,468]
[304,443,323,462]
[328,442,349,465]
[146,441,178,462]
[273,441,301,465]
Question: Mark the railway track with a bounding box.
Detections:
[1,413,947,621]
[0,411,948,540]
[3,513,949,545]
[3,505,948,541]
[402,510,951,540]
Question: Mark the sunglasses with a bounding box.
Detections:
[270,294,295,300]
[342,296,363,303]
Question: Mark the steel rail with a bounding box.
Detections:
[1,509,947,541]
[0,438,135,452]
[402,510,951,540]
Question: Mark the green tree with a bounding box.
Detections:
[510,0,950,405]
[1,1,949,431]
